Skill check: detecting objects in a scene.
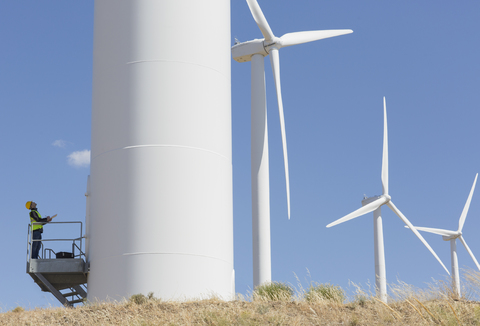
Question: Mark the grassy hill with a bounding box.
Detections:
[3,297,480,325]
[3,271,480,325]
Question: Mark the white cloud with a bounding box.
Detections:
[67,150,91,168]
[52,139,67,148]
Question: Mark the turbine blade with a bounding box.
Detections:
[381,97,388,195]
[459,236,480,271]
[246,0,275,41]
[387,201,450,275]
[269,48,290,219]
[404,226,458,237]
[279,29,353,48]
[458,173,478,232]
[326,196,387,228]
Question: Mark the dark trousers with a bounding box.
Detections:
[32,230,42,259]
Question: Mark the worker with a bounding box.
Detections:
[26,201,55,259]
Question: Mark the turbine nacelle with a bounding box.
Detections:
[232,39,268,62]
[361,194,391,206]
[231,36,292,63]
[442,232,461,242]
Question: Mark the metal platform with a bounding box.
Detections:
[26,221,88,306]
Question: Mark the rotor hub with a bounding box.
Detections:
[263,37,282,53]
[442,233,460,241]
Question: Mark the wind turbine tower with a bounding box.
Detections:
[87,1,234,301]
[232,0,352,288]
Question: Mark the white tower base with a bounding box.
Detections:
[88,0,234,302]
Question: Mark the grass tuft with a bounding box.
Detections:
[129,292,156,305]
[305,282,345,303]
[11,306,24,313]
[252,281,294,302]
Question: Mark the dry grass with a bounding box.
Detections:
[3,270,480,326]
[3,297,480,326]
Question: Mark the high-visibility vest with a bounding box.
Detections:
[30,210,43,231]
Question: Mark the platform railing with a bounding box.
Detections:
[27,221,85,263]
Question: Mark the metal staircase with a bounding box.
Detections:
[26,221,88,307]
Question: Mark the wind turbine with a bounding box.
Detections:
[407,173,479,299]
[232,0,352,288]
[326,97,449,303]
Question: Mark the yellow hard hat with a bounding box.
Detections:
[25,201,32,209]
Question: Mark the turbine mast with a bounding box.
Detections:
[251,53,272,286]
[88,0,234,301]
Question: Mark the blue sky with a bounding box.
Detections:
[1,1,479,310]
